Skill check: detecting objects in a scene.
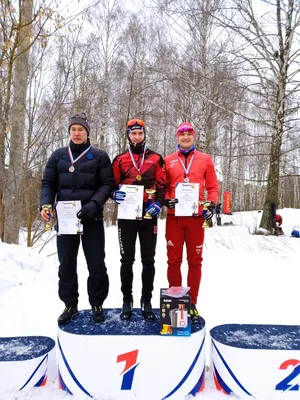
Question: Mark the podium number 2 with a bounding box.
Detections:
[117,350,139,390]
[276,359,300,391]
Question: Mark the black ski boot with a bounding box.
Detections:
[120,302,133,321]
[190,304,200,323]
[58,305,78,325]
[141,299,156,321]
[92,305,105,323]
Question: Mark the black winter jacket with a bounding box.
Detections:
[40,140,114,220]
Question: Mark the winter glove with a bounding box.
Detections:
[164,198,179,209]
[202,201,215,221]
[77,201,98,219]
[113,190,126,205]
[145,201,162,216]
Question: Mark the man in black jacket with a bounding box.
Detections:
[40,112,114,324]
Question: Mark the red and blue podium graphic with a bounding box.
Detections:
[211,324,300,398]
[57,308,206,399]
[0,336,55,393]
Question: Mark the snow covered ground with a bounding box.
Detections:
[1,208,300,399]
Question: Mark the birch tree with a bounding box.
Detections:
[3,0,33,244]
[90,0,124,150]
[218,0,300,232]
[0,0,59,243]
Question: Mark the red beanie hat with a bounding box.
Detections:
[176,122,196,137]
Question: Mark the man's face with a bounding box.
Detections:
[128,129,145,144]
[70,125,88,144]
[177,131,195,149]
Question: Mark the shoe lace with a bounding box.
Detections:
[190,306,199,317]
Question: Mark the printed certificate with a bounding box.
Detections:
[117,184,144,220]
[175,183,200,216]
[56,201,83,235]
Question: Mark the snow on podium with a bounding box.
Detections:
[0,336,55,392]
[57,308,206,400]
[211,323,300,398]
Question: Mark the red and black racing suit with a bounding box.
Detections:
[112,145,166,304]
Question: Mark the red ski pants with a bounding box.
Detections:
[165,215,205,304]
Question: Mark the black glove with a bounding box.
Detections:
[202,202,215,221]
[77,201,98,219]
[164,198,179,209]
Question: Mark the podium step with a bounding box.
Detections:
[58,307,205,335]
[0,336,55,393]
[58,308,206,399]
[211,324,300,398]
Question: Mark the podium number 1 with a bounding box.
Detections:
[117,350,139,390]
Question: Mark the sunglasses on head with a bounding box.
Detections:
[71,112,88,121]
[177,126,194,133]
[127,119,145,127]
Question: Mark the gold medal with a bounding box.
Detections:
[128,145,146,183]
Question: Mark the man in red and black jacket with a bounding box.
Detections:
[112,118,166,321]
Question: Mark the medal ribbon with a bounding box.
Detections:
[178,152,194,178]
[128,144,146,175]
[68,145,91,168]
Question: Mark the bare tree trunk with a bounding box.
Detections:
[4,0,33,244]
[260,0,293,232]
[260,125,282,232]
[0,51,15,241]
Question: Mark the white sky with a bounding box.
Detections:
[1,208,300,399]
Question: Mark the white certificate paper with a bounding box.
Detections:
[117,184,144,220]
[175,183,200,216]
[56,201,83,235]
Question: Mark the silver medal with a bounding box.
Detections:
[69,165,75,173]
[184,177,190,183]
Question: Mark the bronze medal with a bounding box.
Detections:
[136,174,142,181]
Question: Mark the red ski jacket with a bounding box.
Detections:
[112,147,166,205]
[164,149,219,215]
[276,214,282,226]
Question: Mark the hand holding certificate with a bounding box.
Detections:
[56,201,83,235]
[117,184,144,220]
[175,183,200,216]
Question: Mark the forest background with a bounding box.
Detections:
[0,0,300,246]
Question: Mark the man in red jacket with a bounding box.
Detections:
[112,118,166,321]
[164,122,219,322]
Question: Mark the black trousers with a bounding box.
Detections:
[118,218,157,303]
[57,220,109,307]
